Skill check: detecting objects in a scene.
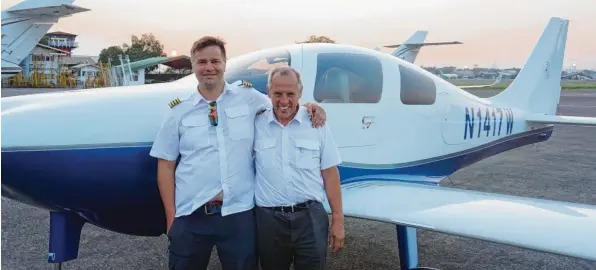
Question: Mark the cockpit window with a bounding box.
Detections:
[225,48,291,94]
[175,48,291,94]
[313,53,383,103]
[399,64,436,105]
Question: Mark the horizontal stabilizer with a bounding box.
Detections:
[527,114,596,126]
[5,4,89,17]
[323,180,596,261]
[1,0,90,69]
[384,41,462,48]
[4,0,90,18]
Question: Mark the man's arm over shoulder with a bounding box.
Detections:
[232,80,271,112]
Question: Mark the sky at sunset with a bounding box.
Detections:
[3,0,595,69]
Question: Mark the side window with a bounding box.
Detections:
[313,53,383,103]
[399,64,436,105]
[225,48,291,94]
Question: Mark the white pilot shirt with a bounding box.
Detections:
[149,81,271,217]
[253,106,342,207]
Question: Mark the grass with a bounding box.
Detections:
[453,79,596,90]
[457,84,596,90]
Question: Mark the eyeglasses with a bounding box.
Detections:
[208,101,218,126]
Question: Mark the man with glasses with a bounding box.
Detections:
[149,36,327,270]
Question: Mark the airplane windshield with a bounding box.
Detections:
[225,48,291,94]
[175,48,291,94]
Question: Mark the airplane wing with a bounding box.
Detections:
[527,114,596,126]
[322,180,596,261]
[2,60,23,74]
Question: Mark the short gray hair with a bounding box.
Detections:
[267,66,303,91]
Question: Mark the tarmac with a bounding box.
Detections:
[2,88,596,270]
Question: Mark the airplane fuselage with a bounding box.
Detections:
[0,44,553,236]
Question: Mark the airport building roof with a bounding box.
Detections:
[116,55,191,71]
[34,43,71,55]
[47,31,77,37]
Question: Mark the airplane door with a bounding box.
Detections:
[300,48,383,152]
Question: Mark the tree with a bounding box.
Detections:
[39,35,49,45]
[99,45,125,66]
[98,33,166,72]
[296,35,336,44]
[123,34,166,61]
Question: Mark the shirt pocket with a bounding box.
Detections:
[225,105,251,141]
[180,115,211,149]
[294,139,320,170]
[255,139,277,169]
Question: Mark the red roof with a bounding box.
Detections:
[47,31,77,37]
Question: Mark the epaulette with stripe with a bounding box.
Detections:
[237,80,253,88]
[168,97,182,108]
[256,108,267,116]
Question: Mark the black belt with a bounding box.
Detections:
[263,201,315,213]
[203,201,223,215]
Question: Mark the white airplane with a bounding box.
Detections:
[373,30,462,64]
[439,71,459,79]
[454,71,504,88]
[2,17,596,270]
[377,31,502,89]
[1,0,89,80]
[381,30,462,63]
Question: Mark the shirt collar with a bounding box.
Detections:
[191,81,237,106]
[267,105,307,125]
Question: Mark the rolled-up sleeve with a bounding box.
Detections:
[149,112,179,161]
[319,123,342,170]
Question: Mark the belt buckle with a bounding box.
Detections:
[204,201,222,215]
[281,205,295,213]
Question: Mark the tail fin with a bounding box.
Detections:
[1,0,89,66]
[382,31,462,63]
[388,31,428,63]
[488,17,569,115]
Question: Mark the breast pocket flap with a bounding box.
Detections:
[225,105,249,118]
[182,115,209,127]
[295,139,319,151]
[256,139,276,150]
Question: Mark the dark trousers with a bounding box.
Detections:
[167,205,257,270]
[256,200,330,270]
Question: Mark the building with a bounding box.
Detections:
[43,31,79,56]
[7,43,72,87]
[110,55,192,86]
[562,70,596,80]
[60,55,98,72]
[4,30,99,88]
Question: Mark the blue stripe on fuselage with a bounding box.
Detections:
[0,126,553,237]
